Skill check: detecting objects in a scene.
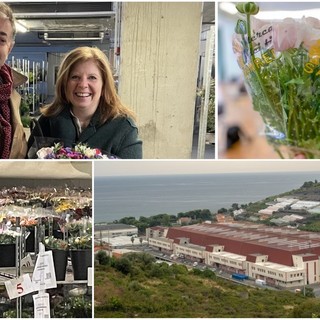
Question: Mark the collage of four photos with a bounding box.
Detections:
[1,1,320,318]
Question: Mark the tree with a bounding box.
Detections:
[96,250,110,265]
[114,257,132,275]
[199,209,212,221]
[232,203,240,210]
[304,286,315,298]
[119,216,138,225]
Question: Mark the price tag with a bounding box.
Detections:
[33,292,50,318]
[21,254,34,268]
[5,274,34,300]
[32,250,57,290]
[87,267,92,287]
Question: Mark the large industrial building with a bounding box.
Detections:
[95,223,138,239]
[147,222,320,288]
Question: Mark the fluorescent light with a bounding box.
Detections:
[43,32,104,41]
[15,20,28,33]
[14,11,114,19]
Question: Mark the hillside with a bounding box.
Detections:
[94,252,320,318]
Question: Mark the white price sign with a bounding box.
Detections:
[33,292,50,318]
[5,274,35,300]
[32,250,57,290]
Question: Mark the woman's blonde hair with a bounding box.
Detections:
[41,46,135,123]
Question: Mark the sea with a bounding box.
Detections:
[94,171,320,223]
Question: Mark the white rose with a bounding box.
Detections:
[84,148,96,158]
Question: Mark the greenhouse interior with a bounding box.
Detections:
[7,1,215,159]
[0,162,92,318]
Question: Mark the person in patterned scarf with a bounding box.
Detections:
[0,2,27,158]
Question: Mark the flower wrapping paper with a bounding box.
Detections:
[233,3,320,158]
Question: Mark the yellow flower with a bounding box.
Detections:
[309,40,320,64]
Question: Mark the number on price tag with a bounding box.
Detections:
[5,274,35,300]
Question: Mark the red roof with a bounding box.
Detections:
[165,222,320,267]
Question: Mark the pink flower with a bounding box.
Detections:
[301,17,320,50]
[272,18,302,51]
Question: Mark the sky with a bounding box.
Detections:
[94,160,320,177]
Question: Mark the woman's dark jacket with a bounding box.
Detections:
[27,107,142,159]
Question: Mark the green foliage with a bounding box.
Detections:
[95,250,111,265]
[171,263,188,275]
[148,262,173,278]
[177,209,213,221]
[0,231,17,244]
[19,93,36,128]
[43,236,68,250]
[202,268,216,279]
[52,296,92,318]
[95,256,310,318]
[20,97,31,128]
[198,80,215,133]
[207,80,215,133]
[109,297,124,311]
[3,309,33,318]
[304,286,316,298]
[117,209,213,234]
[21,115,31,128]
[127,280,144,291]
[245,201,268,214]
[292,299,320,318]
[68,234,92,249]
[20,97,30,115]
[301,181,318,188]
[299,220,320,232]
[114,257,132,275]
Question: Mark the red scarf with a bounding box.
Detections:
[0,64,13,159]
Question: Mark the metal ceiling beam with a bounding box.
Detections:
[14,11,115,19]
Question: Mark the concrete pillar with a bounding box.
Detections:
[119,2,202,159]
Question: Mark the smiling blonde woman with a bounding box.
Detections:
[27,46,142,159]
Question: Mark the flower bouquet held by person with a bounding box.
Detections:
[36,142,116,159]
[233,2,320,158]
[27,46,142,159]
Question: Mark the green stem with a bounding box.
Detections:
[245,13,287,136]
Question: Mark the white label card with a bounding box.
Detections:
[33,292,50,318]
[5,274,35,300]
[32,250,57,290]
[21,254,34,268]
[88,267,92,287]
